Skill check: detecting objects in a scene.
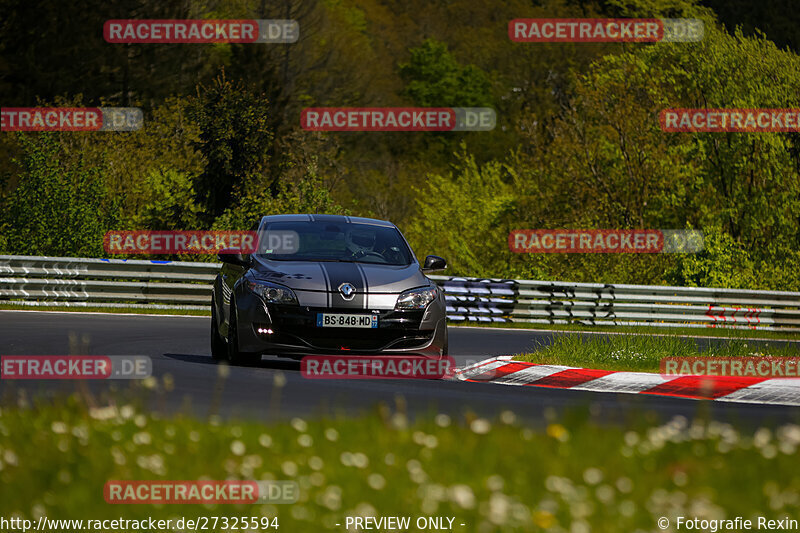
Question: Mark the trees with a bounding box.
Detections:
[3,135,117,256]
[188,72,274,221]
[399,39,493,108]
[525,18,800,288]
[407,147,517,275]
[407,8,800,289]
[1,0,799,289]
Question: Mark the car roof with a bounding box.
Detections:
[259,214,396,228]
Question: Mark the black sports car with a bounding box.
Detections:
[211,214,448,365]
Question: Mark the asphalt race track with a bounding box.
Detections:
[1,310,799,426]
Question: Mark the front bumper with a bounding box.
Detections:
[234,291,447,356]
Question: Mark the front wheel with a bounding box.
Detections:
[227,302,262,366]
[210,295,227,360]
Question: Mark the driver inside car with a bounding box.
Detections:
[345,229,380,260]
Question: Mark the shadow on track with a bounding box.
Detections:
[163,353,301,372]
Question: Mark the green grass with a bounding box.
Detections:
[458,321,800,341]
[1,391,799,531]
[514,334,800,373]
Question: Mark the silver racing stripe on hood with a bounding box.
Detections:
[356,262,369,308]
[317,262,332,307]
[250,258,431,308]
[356,264,429,293]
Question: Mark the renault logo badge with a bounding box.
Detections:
[338,282,356,301]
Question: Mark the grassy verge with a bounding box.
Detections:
[457,321,800,342]
[513,334,800,373]
[1,393,799,531]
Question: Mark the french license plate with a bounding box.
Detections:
[316,313,378,328]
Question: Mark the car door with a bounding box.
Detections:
[216,221,260,335]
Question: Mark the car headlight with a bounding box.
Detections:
[248,280,298,305]
[395,286,438,310]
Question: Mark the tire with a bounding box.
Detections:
[210,295,227,360]
[227,301,262,366]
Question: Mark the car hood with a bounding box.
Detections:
[250,257,430,294]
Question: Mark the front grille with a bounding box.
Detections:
[265,306,429,351]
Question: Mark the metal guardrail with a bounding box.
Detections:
[0,255,217,310]
[434,277,800,332]
[1,255,799,332]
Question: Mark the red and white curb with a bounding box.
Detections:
[453,356,800,406]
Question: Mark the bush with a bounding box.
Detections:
[3,134,117,257]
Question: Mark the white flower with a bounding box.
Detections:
[290,418,308,432]
[317,485,342,511]
[583,468,603,485]
[486,475,504,492]
[230,440,246,456]
[448,484,475,509]
[281,461,298,477]
[352,453,369,469]
[500,410,517,425]
[133,432,152,446]
[367,473,386,490]
[470,418,491,434]
[89,406,118,421]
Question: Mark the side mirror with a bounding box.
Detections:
[218,250,250,267]
[422,255,447,272]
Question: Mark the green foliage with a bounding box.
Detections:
[212,161,347,231]
[604,0,708,17]
[406,147,517,274]
[124,170,202,231]
[668,226,800,290]
[669,226,757,288]
[97,97,203,197]
[503,16,800,288]
[3,134,117,256]
[23,96,204,235]
[189,72,274,220]
[399,39,493,107]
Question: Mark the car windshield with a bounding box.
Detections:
[256,221,413,265]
